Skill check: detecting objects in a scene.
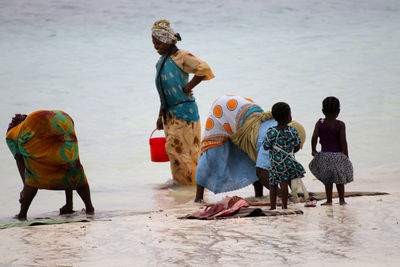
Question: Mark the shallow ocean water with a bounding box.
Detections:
[0,0,399,265]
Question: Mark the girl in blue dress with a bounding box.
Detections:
[263,102,305,209]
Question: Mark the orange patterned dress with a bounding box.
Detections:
[6,110,88,190]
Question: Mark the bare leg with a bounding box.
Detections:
[76,184,94,214]
[287,179,293,198]
[321,183,333,206]
[256,167,270,191]
[269,185,277,210]
[17,184,38,220]
[253,181,263,197]
[195,184,205,202]
[59,189,74,214]
[280,182,289,209]
[336,184,346,205]
[256,167,283,197]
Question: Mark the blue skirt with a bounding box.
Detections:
[196,119,276,194]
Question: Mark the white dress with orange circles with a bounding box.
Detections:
[196,95,278,193]
[201,95,264,153]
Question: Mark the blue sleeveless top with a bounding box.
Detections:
[155,54,199,122]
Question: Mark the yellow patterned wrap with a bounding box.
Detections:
[6,110,88,190]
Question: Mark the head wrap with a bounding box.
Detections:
[152,19,181,44]
[7,114,27,133]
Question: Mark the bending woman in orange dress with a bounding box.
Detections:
[6,111,94,220]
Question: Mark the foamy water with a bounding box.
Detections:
[0,0,399,265]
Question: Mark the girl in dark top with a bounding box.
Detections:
[309,96,353,205]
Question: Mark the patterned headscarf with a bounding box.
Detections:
[7,114,27,133]
[152,19,181,44]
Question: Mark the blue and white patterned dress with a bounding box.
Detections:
[263,126,305,185]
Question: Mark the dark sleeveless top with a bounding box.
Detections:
[318,118,342,153]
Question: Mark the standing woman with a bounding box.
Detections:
[152,20,214,185]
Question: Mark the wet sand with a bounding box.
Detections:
[1,192,399,266]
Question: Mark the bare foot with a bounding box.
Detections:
[339,201,347,205]
[321,201,332,206]
[14,213,27,221]
[82,208,95,215]
[269,207,276,210]
[194,199,204,203]
[59,205,74,215]
[282,206,288,209]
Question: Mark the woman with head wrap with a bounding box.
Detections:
[194,95,307,202]
[152,20,214,186]
[6,111,94,220]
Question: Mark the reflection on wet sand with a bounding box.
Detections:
[153,184,198,209]
[7,223,89,265]
[317,206,355,259]
[1,194,399,266]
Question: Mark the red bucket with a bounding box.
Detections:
[149,129,169,162]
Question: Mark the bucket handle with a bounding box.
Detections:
[150,128,164,139]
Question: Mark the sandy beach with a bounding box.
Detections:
[1,190,399,266]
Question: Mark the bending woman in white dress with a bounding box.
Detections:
[195,95,305,202]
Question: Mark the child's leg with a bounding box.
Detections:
[287,179,293,198]
[336,184,346,205]
[321,183,333,206]
[17,184,38,220]
[280,181,288,209]
[269,185,277,210]
[256,167,283,197]
[195,184,205,202]
[256,167,270,191]
[253,181,263,197]
[76,184,94,214]
[59,189,74,214]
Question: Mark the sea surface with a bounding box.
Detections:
[0,0,399,265]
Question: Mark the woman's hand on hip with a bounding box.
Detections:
[183,85,193,97]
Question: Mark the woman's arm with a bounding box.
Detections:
[156,106,163,130]
[293,144,300,153]
[183,75,205,96]
[263,136,270,150]
[171,50,214,97]
[339,121,349,157]
[311,122,319,156]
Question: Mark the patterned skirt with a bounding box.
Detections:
[309,152,353,185]
[163,112,201,186]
